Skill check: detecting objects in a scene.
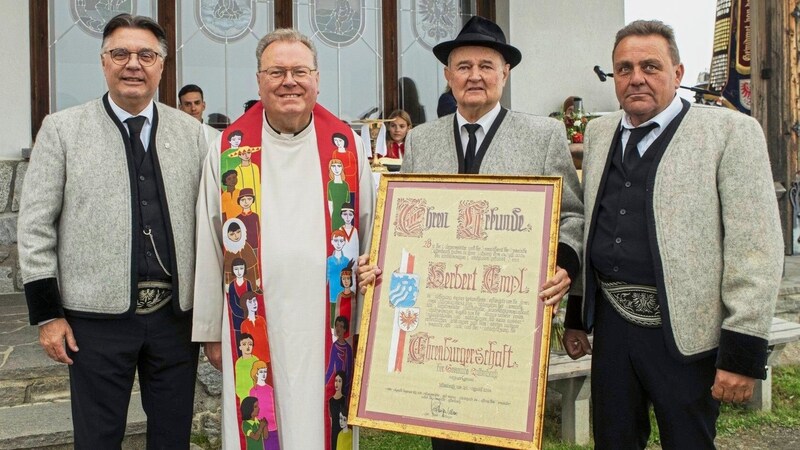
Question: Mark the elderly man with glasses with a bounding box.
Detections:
[18,13,207,449]
[192,28,375,449]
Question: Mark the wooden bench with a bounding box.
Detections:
[546,317,800,445]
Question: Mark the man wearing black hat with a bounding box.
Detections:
[400,15,584,450]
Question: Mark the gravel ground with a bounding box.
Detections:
[644,426,800,449]
[716,426,800,450]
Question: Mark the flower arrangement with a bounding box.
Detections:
[552,111,594,144]
[562,114,589,143]
[553,97,594,143]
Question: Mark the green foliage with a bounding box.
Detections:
[190,431,222,450]
[190,433,210,446]
[774,365,800,400]
[359,428,432,449]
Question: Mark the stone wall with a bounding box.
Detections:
[193,356,222,443]
[0,160,25,294]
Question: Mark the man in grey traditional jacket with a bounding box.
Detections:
[398,15,584,450]
[18,14,206,449]
[562,20,783,449]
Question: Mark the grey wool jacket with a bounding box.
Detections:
[401,109,584,277]
[18,96,207,322]
[568,102,783,378]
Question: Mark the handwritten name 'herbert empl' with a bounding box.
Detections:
[426,262,477,291]
[426,262,529,296]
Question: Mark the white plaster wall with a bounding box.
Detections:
[500,0,624,116]
[0,3,32,159]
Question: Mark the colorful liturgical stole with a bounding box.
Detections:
[219,102,360,450]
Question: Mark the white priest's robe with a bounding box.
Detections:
[192,114,376,449]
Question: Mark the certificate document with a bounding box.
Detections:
[350,174,562,450]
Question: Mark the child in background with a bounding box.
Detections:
[385,110,412,159]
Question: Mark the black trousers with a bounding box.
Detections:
[431,438,504,450]
[66,305,199,450]
[591,296,720,450]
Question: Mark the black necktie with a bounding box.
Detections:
[622,123,658,171]
[125,116,147,165]
[463,123,481,173]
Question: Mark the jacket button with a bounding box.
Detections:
[625,181,632,188]
[615,237,622,244]
[620,209,627,215]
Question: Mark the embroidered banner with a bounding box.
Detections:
[711,0,751,113]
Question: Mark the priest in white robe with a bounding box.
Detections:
[192,28,375,450]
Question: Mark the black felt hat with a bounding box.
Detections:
[432,16,522,68]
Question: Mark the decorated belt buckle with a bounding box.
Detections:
[136,281,172,315]
[598,277,661,328]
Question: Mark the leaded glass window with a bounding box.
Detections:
[294,0,383,122]
[397,0,475,124]
[177,0,275,126]
[49,0,157,112]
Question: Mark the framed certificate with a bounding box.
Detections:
[350,174,562,449]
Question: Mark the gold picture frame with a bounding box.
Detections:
[350,173,562,449]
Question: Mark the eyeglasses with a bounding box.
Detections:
[104,48,163,67]
[258,66,317,81]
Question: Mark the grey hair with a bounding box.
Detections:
[255,28,318,71]
[101,14,168,57]
[613,19,680,65]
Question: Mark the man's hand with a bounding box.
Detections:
[562,328,592,360]
[538,266,571,313]
[711,369,755,403]
[38,318,78,365]
[203,342,223,371]
[357,254,381,294]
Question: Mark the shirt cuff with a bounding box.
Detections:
[23,278,64,325]
[556,242,580,283]
[564,293,586,330]
[716,328,769,380]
